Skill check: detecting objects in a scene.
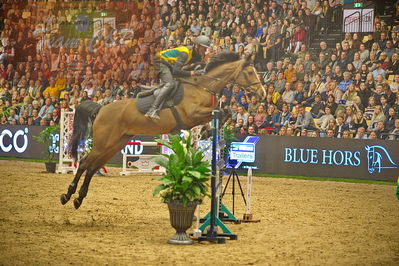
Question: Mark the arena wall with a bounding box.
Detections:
[0,125,398,182]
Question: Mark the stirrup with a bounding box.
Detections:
[145,109,160,120]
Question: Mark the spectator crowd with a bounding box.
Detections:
[0,0,399,140]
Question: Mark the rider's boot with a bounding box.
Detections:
[145,82,173,120]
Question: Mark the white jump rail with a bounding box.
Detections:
[120,137,168,176]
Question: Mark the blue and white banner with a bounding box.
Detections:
[258,136,399,182]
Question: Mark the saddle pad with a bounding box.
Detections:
[136,82,184,114]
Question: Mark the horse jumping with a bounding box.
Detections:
[60,52,266,209]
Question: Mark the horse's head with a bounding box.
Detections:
[234,53,266,99]
[203,52,266,99]
[365,145,397,174]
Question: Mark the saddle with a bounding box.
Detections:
[136,81,184,115]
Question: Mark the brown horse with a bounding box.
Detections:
[60,52,266,209]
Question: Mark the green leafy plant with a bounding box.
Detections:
[0,103,24,118]
[223,125,237,156]
[152,133,211,206]
[33,125,60,162]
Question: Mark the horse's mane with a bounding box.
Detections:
[205,52,244,73]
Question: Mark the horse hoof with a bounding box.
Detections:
[60,194,69,205]
[73,198,82,209]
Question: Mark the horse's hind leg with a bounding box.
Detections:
[73,136,130,209]
[60,155,88,205]
[73,164,98,209]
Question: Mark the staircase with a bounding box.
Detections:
[309,28,342,54]
[379,0,395,30]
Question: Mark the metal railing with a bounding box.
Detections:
[343,2,374,33]
[344,10,361,32]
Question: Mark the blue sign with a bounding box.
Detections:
[230,142,255,162]
[227,136,260,169]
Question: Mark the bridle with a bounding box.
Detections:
[181,63,263,98]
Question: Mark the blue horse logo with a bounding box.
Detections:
[365,145,398,173]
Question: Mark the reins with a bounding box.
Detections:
[180,63,263,106]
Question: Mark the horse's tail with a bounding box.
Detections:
[69,101,102,160]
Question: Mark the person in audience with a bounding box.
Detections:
[248,96,260,115]
[385,107,398,132]
[310,130,320,137]
[368,105,386,131]
[38,98,54,119]
[326,129,335,138]
[236,106,249,126]
[364,96,377,120]
[300,128,308,137]
[39,118,47,127]
[7,108,19,123]
[317,106,334,132]
[247,115,256,129]
[248,126,256,135]
[374,121,389,140]
[32,109,41,126]
[372,60,386,80]
[286,126,295,136]
[368,131,378,139]
[335,115,349,138]
[387,118,399,140]
[342,130,351,139]
[354,127,368,139]
[254,104,267,129]
[310,94,325,118]
[294,105,316,130]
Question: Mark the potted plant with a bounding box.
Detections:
[152,133,211,245]
[33,125,60,173]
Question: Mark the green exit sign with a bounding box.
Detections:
[101,12,107,17]
[354,2,363,8]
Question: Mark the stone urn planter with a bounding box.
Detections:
[166,201,198,245]
[45,162,57,173]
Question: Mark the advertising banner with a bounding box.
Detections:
[0,126,44,158]
[0,125,159,164]
[255,136,399,182]
[1,126,398,182]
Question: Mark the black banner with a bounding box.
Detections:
[1,125,398,182]
[254,136,399,182]
[0,125,159,164]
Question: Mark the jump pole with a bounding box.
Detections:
[197,109,237,243]
[242,167,260,223]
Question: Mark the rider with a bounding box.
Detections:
[145,35,211,119]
